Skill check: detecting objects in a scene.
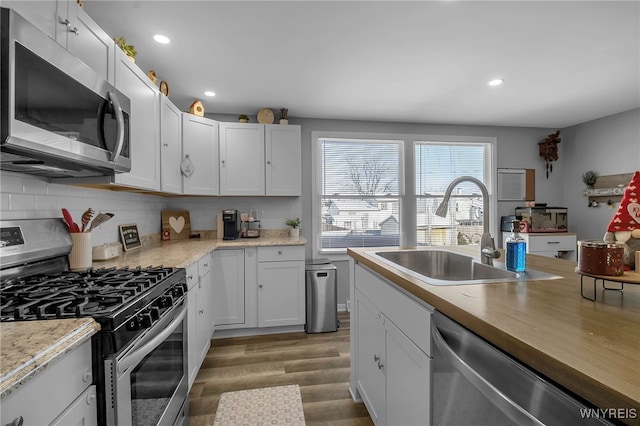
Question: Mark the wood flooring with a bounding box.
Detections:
[188,312,373,425]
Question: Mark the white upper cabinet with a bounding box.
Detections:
[219,122,265,196]
[219,123,302,196]
[3,0,114,84]
[265,125,301,196]
[113,48,161,191]
[182,114,219,196]
[160,96,183,194]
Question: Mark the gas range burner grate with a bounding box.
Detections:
[0,265,178,321]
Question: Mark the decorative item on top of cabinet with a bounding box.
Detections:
[538,130,561,178]
[113,36,136,62]
[189,100,204,116]
[257,108,274,124]
[279,108,289,125]
[159,80,169,96]
[238,114,250,123]
[147,70,158,85]
[162,210,191,240]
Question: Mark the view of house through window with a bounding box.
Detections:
[415,142,488,246]
[320,138,402,250]
[317,136,491,252]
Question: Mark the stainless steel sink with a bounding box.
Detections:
[370,249,562,285]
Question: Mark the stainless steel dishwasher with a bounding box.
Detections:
[431,311,614,425]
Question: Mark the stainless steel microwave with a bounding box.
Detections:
[0,7,131,178]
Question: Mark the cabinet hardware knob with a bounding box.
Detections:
[204,263,208,268]
[377,361,384,370]
[267,161,271,165]
[86,392,96,405]
[259,284,263,288]
[163,143,169,147]
[188,275,194,280]
[278,251,282,255]
[82,368,92,382]
[9,416,24,426]
[60,17,71,28]
[373,355,380,362]
[69,27,79,36]
[199,309,204,314]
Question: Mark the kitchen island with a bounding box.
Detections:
[348,246,640,425]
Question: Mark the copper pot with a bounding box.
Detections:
[578,240,624,276]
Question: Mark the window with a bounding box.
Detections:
[415,142,489,246]
[313,132,494,255]
[318,138,403,251]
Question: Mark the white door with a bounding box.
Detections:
[160,97,182,194]
[257,261,305,327]
[182,115,219,195]
[219,123,265,195]
[212,249,245,326]
[265,125,301,195]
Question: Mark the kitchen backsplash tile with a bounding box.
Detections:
[1,172,302,247]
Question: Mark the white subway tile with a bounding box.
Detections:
[21,177,48,195]
[0,173,25,194]
[10,193,36,211]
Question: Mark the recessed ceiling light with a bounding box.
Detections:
[488,79,504,87]
[153,34,170,44]
[204,91,216,97]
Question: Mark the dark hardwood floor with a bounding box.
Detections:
[188,312,373,425]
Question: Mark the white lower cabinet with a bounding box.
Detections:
[503,232,577,261]
[212,249,246,327]
[352,262,432,426]
[186,252,213,389]
[257,246,305,327]
[1,339,96,426]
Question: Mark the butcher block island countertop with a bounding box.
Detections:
[348,246,640,425]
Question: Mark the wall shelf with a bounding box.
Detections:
[583,172,633,206]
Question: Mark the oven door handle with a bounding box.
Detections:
[118,306,186,375]
[432,323,543,426]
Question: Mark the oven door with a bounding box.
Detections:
[106,302,188,426]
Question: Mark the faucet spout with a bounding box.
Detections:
[435,176,499,265]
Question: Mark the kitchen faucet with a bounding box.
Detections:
[435,176,500,266]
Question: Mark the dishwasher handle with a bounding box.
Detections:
[432,323,544,426]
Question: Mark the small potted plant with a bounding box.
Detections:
[582,170,598,188]
[285,217,301,237]
[114,36,137,62]
[279,108,289,125]
[238,114,249,123]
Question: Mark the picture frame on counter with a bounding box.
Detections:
[119,223,142,251]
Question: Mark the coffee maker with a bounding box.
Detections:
[222,209,240,240]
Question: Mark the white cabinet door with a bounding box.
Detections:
[219,123,265,195]
[257,260,305,327]
[2,1,58,40]
[182,114,219,195]
[355,292,386,425]
[385,320,431,426]
[186,262,199,388]
[160,96,183,194]
[212,249,245,326]
[65,1,115,84]
[113,49,160,190]
[265,125,301,196]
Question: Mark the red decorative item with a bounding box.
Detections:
[607,171,640,232]
[162,230,171,241]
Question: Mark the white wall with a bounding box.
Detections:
[561,108,640,240]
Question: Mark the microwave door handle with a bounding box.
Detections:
[432,324,543,426]
[107,91,125,162]
[117,306,186,375]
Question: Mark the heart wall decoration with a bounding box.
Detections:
[162,210,191,240]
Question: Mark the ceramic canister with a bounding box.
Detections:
[578,240,624,276]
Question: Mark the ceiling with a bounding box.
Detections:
[84,1,640,128]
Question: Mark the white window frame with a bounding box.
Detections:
[312,131,496,260]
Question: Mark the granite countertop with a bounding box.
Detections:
[0,318,100,399]
[93,235,307,269]
[348,246,640,426]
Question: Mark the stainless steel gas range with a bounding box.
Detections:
[0,218,189,426]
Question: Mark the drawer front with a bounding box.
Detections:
[185,263,199,290]
[355,263,432,356]
[526,234,576,252]
[198,252,212,277]
[258,245,305,262]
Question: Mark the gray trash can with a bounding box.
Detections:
[305,259,338,333]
